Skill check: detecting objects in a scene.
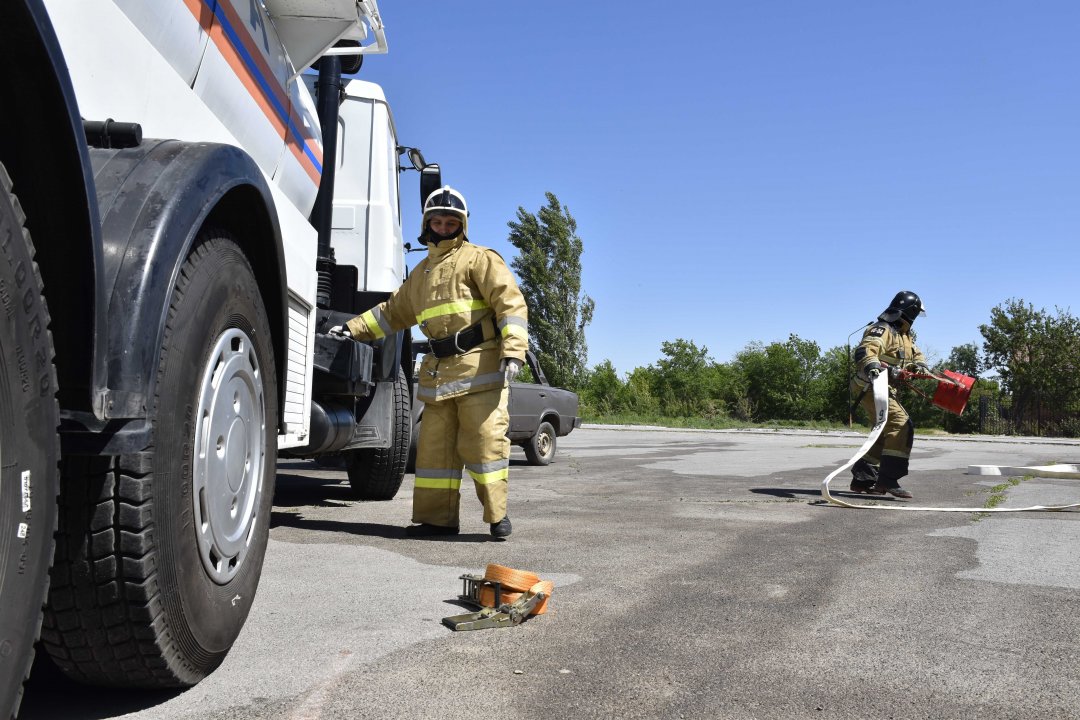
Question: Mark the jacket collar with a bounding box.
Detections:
[425,235,466,260]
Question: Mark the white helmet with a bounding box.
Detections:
[421,186,469,239]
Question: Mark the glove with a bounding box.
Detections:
[908,362,931,374]
[328,325,352,339]
[864,364,881,381]
[501,358,522,384]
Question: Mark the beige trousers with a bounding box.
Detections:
[858,386,914,480]
[413,386,510,527]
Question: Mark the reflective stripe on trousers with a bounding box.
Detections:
[414,386,510,527]
[416,371,506,402]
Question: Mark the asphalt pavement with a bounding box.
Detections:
[20,426,1080,720]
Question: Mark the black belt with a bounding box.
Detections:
[427,319,494,358]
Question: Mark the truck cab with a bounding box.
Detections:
[0,1,428,713]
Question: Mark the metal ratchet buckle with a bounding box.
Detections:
[441,574,546,631]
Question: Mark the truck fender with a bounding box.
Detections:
[1,0,106,418]
[376,331,405,383]
[63,140,286,454]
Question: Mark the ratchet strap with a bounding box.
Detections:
[822,372,1080,512]
[442,564,554,630]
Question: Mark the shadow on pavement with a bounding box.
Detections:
[269,512,496,543]
[19,650,182,720]
[749,487,904,502]
[272,472,355,508]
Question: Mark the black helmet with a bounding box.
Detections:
[879,291,926,325]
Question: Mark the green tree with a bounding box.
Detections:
[980,299,1080,404]
[580,359,621,415]
[507,192,594,390]
[733,335,823,420]
[944,343,981,377]
[649,339,718,416]
[621,366,660,415]
[816,345,852,423]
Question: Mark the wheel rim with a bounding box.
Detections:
[538,430,553,457]
[192,328,266,584]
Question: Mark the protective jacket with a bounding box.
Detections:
[345,235,528,403]
[852,319,924,483]
[853,320,925,395]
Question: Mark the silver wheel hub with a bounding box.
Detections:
[192,328,266,584]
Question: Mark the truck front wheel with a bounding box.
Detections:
[0,163,59,719]
[43,232,277,687]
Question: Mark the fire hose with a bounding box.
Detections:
[822,371,1080,512]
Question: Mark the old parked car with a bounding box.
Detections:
[409,349,581,467]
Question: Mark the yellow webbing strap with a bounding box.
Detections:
[481,564,554,615]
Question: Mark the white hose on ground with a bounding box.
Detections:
[821,371,1080,512]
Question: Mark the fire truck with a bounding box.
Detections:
[0,1,433,715]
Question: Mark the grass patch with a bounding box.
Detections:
[973,475,1029,521]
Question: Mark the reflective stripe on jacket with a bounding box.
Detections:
[853,321,925,391]
[345,236,528,402]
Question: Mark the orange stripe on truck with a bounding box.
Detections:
[186,0,323,184]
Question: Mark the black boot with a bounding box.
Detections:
[850,459,883,494]
[872,482,913,499]
[872,469,913,499]
[490,516,512,538]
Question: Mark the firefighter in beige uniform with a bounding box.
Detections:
[850,291,929,499]
[338,187,528,537]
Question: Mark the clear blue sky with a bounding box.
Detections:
[356,1,1079,376]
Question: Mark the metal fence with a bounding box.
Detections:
[975,395,1080,437]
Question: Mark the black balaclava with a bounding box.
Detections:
[421,211,464,246]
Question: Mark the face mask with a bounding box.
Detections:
[425,225,460,242]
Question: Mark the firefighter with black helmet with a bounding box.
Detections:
[850,291,929,498]
[334,186,528,537]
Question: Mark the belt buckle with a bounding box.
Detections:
[452,329,466,354]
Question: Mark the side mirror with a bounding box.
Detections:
[419,164,442,210]
[406,147,427,171]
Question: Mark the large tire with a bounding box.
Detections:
[346,367,411,500]
[42,232,277,687]
[524,421,556,466]
[0,163,59,719]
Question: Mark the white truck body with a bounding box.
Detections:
[0,1,425,711]
[326,80,406,295]
[46,0,401,448]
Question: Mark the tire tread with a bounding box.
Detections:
[43,454,180,686]
[0,161,59,720]
[43,234,275,689]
